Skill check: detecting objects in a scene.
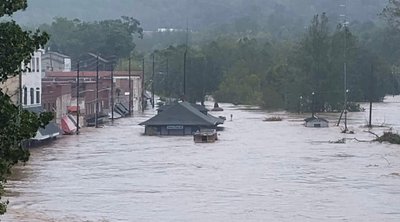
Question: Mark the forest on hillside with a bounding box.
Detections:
[23,0,400,112]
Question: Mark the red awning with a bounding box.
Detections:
[67,106,79,113]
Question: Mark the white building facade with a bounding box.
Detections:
[21,50,43,108]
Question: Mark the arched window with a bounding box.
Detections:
[36,87,40,104]
[23,87,27,105]
[30,88,34,104]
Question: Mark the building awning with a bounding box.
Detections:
[67,106,80,113]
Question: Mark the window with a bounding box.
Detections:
[31,58,35,72]
[36,57,40,72]
[36,88,40,104]
[23,87,27,105]
[30,88,34,104]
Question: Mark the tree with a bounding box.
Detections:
[382,0,400,30]
[40,17,143,62]
[0,0,52,214]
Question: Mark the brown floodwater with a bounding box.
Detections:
[2,97,400,222]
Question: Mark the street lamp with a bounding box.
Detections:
[344,89,349,132]
[299,96,303,114]
[110,63,114,122]
[311,92,315,117]
[79,88,111,128]
[76,62,80,134]
[75,88,95,134]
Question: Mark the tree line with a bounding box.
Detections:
[146,13,398,111]
[38,2,400,111]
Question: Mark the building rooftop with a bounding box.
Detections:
[45,71,142,78]
[140,102,224,127]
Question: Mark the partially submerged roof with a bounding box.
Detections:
[304,116,329,123]
[191,103,209,113]
[158,102,208,113]
[140,102,223,126]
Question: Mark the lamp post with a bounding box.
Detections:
[128,56,132,116]
[152,53,155,108]
[141,57,145,112]
[299,96,303,114]
[311,92,315,117]
[110,63,114,122]
[76,61,80,134]
[344,89,349,132]
[95,55,99,128]
[84,88,111,127]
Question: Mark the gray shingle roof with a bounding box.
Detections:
[304,116,329,123]
[158,102,208,113]
[140,102,222,126]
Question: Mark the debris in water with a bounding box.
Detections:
[375,132,400,144]
[263,116,282,122]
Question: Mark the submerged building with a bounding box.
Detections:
[304,116,329,128]
[139,102,224,136]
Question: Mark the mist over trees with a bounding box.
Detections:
[15,0,387,30]
[19,0,400,110]
[39,17,143,60]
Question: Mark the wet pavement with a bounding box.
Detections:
[3,97,400,221]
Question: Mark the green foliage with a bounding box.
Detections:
[0,0,26,17]
[40,17,143,61]
[0,0,51,214]
[381,0,400,30]
[143,12,394,110]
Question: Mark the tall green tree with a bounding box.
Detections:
[0,0,52,214]
[40,17,143,61]
[382,0,400,29]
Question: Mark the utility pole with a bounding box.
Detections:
[128,56,132,116]
[166,57,169,98]
[183,23,188,100]
[183,49,187,99]
[110,63,114,122]
[311,92,315,117]
[95,55,99,128]
[337,0,349,133]
[152,53,155,108]
[368,64,374,128]
[142,57,145,112]
[76,61,80,134]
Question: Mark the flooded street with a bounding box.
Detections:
[3,97,400,222]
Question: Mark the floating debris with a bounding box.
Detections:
[375,132,400,144]
[389,172,400,177]
[330,138,346,144]
[263,116,282,122]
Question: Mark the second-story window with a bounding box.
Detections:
[36,87,40,104]
[36,57,40,72]
[31,58,35,72]
[30,88,34,105]
[23,87,27,105]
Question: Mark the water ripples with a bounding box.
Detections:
[3,98,400,221]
